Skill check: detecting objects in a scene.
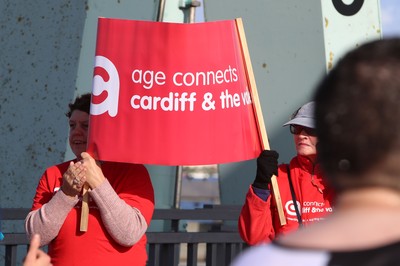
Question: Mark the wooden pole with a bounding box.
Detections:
[80,183,90,231]
[235,18,286,226]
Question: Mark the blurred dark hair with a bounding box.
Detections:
[314,38,400,192]
[65,93,91,118]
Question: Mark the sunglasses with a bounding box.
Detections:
[289,125,316,136]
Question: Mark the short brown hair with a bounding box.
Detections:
[65,93,91,118]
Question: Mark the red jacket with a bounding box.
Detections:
[238,155,334,245]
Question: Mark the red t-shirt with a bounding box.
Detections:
[31,160,154,266]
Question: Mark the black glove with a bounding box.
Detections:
[252,150,279,189]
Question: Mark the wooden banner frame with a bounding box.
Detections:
[235,18,286,226]
[80,184,90,231]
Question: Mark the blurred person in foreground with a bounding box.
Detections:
[233,38,400,265]
[238,102,334,245]
[25,93,155,266]
[23,234,52,266]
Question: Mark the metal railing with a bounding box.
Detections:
[0,206,247,266]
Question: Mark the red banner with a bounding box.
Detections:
[87,18,262,165]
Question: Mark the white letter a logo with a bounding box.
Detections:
[91,56,119,117]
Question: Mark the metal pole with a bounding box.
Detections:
[173,166,183,209]
[156,0,166,22]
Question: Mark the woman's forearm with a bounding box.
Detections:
[25,191,78,246]
[89,179,148,247]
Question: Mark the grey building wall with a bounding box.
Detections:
[0,0,87,209]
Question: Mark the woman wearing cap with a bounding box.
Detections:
[238,102,334,245]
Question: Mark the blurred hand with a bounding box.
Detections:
[24,234,52,266]
[252,150,279,189]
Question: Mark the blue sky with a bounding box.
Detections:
[380,0,400,37]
